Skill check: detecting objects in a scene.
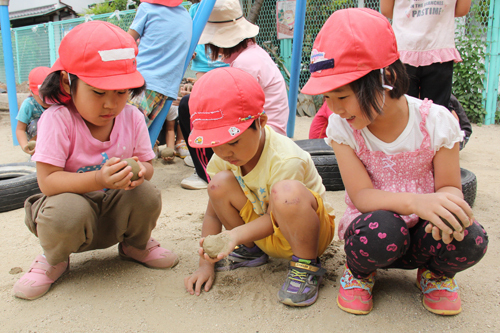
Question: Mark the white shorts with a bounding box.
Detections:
[166,105,178,122]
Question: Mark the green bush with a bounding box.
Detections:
[452,6,487,124]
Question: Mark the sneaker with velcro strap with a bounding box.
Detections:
[215,244,268,271]
[278,256,326,307]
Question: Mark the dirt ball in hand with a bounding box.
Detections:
[27,141,36,150]
[122,158,140,181]
[203,234,232,259]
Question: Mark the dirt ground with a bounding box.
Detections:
[0,109,498,332]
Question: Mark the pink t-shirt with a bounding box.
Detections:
[33,104,155,174]
[224,43,289,136]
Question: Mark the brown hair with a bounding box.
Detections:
[206,38,256,62]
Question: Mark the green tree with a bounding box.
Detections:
[85,0,139,15]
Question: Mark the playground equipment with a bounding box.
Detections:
[0,0,19,145]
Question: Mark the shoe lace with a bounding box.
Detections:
[289,268,308,283]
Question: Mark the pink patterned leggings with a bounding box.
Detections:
[344,210,488,279]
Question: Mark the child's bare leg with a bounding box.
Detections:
[160,120,176,161]
[207,171,252,246]
[165,120,176,149]
[269,180,320,259]
[175,123,184,145]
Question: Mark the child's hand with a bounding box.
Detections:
[22,142,36,155]
[172,96,182,107]
[179,83,193,97]
[95,157,141,190]
[184,262,216,296]
[124,157,146,190]
[413,192,473,244]
[198,231,237,264]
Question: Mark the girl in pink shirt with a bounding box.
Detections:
[13,21,178,301]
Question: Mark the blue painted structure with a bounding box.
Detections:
[286,0,306,138]
[1,0,19,145]
[483,0,500,125]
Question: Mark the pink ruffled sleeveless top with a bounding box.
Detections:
[338,99,436,240]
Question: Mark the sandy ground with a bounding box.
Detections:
[0,109,498,332]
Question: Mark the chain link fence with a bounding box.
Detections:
[0,0,497,121]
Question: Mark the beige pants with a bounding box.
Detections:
[24,181,161,266]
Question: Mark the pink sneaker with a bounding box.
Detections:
[119,237,179,269]
[337,264,375,315]
[13,255,68,300]
[417,267,461,315]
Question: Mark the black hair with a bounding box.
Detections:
[39,71,146,106]
[248,119,257,130]
[206,37,256,62]
[349,59,409,121]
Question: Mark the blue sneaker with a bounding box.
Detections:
[215,244,268,271]
[278,256,325,307]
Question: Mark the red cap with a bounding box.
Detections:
[50,21,144,90]
[140,0,183,7]
[188,67,265,148]
[301,8,399,95]
[28,66,51,95]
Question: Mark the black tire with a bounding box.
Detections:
[312,154,344,191]
[461,168,477,208]
[294,139,345,191]
[0,162,41,213]
[294,139,334,156]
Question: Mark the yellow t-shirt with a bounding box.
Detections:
[207,126,335,217]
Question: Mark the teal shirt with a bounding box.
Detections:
[16,96,45,124]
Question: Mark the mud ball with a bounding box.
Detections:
[27,141,36,150]
[439,212,465,229]
[160,147,175,158]
[431,213,465,236]
[122,158,140,181]
[203,234,232,259]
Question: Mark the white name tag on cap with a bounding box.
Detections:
[98,48,135,62]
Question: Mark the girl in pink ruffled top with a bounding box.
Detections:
[381,0,471,107]
[302,8,487,317]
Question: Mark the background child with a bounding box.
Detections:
[380,0,471,108]
[183,67,335,307]
[189,0,229,80]
[127,0,192,161]
[13,21,178,301]
[301,8,488,316]
[309,99,332,139]
[178,0,289,190]
[15,66,51,155]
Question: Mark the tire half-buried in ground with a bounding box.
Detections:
[0,162,41,212]
[294,139,344,191]
[461,168,477,208]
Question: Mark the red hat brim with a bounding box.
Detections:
[188,120,254,149]
[301,69,371,95]
[49,58,145,91]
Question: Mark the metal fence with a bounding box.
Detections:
[0,0,498,122]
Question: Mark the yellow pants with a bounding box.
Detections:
[239,190,335,260]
